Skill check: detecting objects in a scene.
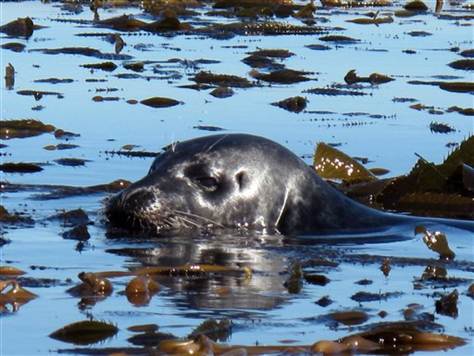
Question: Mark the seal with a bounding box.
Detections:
[106,134,473,237]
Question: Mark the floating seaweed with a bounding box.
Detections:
[313,142,376,183]
[304,87,367,96]
[192,71,253,88]
[347,16,393,25]
[250,68,312,84]
[0,279,37,312]
[0,119,55,139]
[2,42,25,52]
[209,86,234,98]
[17,90,63,100]
[0,17,38,38]
[271,96,307,113]
[0,162,43,173]
[344,69,394,85]
[125,275,160,306]
[30,47,132,60]
[81,61,117,72]
[140,97,182,108]
[377,136,474,218]
[448,59,474,71]
[416,226,456,260]
[49,320,118,345]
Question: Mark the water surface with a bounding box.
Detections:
[1,1,473,354]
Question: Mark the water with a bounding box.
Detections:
[1,1,473,355]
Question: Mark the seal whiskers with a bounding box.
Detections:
[172,209,226,229]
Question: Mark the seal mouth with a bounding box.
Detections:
[105,191,225,236]
[107,207,223,236]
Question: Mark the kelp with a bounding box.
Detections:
[154,320,465,354]
[416,226,456,260]
[435,290,459,318]
[214,0,292,9]
[192,71,253,88]
[97,14,146,31]
[0,17,37,37]
[0,162,43,173]
[248,48,294,58]
[320,0,391,7]
[0,205,34,225]
[319,35,360,44]
[49,320,118,345]
[125,275,160,306]
[140,97,182,108]
[304,86,367,96]
[0,119,55,139]
[313,142,377,183]
[0,280,37,312]
[54,158,89,167]
[188,318,232,341]
[18,179,131,200]
[448,59,474,71]
[81,62,117,71]
[2,42,26,52]
[326,137,473,218]
[5,63,14,89]
[207,21,327,36]
[271,96,307,113]
[30,47,132,60]
[438,82,474,93]
[347,16,393,25]
[378,136,474,218]
[250,68,311,84]
[209,86,234,98]
[344,69,394,85]
[0,266,25,276]
[404,0,428,11]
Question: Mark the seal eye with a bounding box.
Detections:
[195,176,219,191]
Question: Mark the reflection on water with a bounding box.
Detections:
[107,235,289,312]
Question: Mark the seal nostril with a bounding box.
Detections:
[235,171,247,191]
[107,189,154,216]
[124,189,155,208]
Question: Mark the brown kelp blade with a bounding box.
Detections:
[49,320,118,345]
[313,142,376,183]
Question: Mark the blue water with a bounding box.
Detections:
[1,1,473,355]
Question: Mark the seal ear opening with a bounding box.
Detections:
[235,171,248,191]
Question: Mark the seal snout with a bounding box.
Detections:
[122,188,156,211]
[106,188,157,230]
